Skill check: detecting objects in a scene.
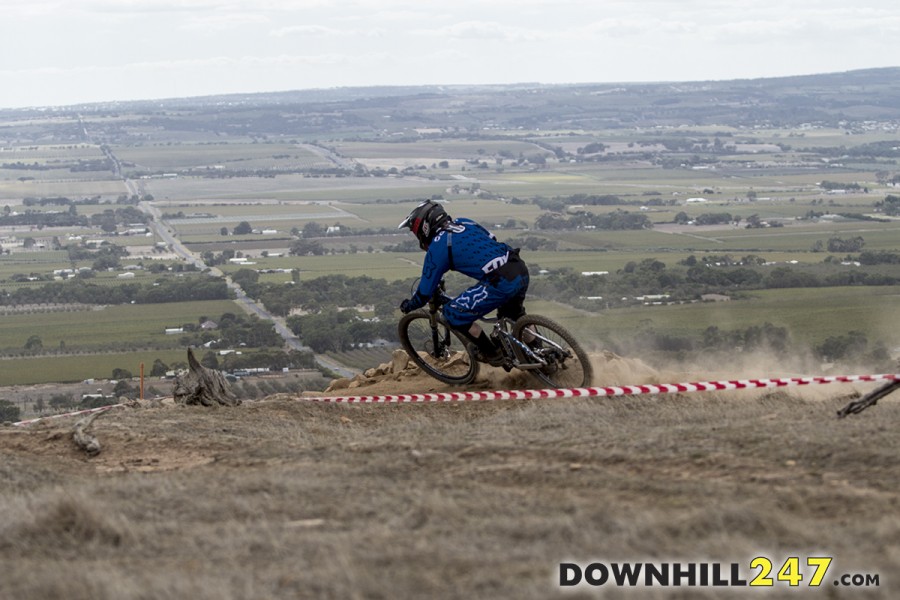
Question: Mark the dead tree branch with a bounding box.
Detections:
[72,410,105,456]
[173,348,240,407]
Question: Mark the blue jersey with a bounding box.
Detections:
[409,218,514,309]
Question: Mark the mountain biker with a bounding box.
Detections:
[398,200,529,365]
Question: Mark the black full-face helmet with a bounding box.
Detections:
[398,200,451,250]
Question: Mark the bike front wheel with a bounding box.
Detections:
[513,314,593,389]
[398,311,479,385]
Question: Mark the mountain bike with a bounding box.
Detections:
[398,280,593,388]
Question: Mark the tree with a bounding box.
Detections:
[0,399,20,422]
[233,221,253,235]
[816,331,868,362]
[878,194,900,216]
[231,268,260,289]
[92,254,121,271]
[112,367,133,380]
[827,236,865,253]
[24,335,42,352]
[302,221,325,238]
[290,239,326,256]
[49,394,75,411]
[113,379,136,400]
[150,358,169,377]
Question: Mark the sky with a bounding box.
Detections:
[1,0,899,109]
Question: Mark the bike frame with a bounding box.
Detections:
[483,316,565,372]
[425,280,568,372]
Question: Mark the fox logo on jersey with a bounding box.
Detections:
[454,285,489,309]
[482,252,509,274]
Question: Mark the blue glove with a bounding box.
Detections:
[400,298,413,314]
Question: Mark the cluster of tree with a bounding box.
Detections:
[382,239,419,253]
[195,312,284,348]
[505,235,559,252]
[89,205,151,228]
[0,277,229,306]
[0,210,88,228]
[857,250,900,265]
[232,221,253,235]
[22,197,74,206]
[811,236,866,253]
[286,308,396,353]
[0,201,149,231]
[534,209,651,231]
[293,221,381,239]
[0,399,19,422]
[289,238,327,257]
[69,158,114,172]
[66,243,130,272]
[21,194,146,207]
[744,214,782,229]
[818,142,900,160]
[834,213,889,223]
[680,254,767,267]
[621,321,890,370]
[217,348,316,371]
[629,322,791,357]
[701,323,791,354]
[685,266,763,287]
[148,348,314,379]
[819,180,864,191]
[1,161,57,171]
[674,212,736,225]
[876,194,900,216]
[815,331,891,365]
[577,142,607,155]
[255,274,405,318]
[528,257,900,312]
[130,166,354,180]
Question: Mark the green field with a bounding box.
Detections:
[0,349,189,386]
[0,300,239,352]
[114,142,330,171]
[524,286,900,354]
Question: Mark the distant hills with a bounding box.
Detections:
[3,67,899,138]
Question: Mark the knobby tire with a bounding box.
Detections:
[513,314,593,389]
[398,310,479,385]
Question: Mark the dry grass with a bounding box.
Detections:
[1,353,898,599]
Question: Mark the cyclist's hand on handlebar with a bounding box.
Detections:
[400,298,414,314]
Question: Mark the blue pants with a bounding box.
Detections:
[443,272,528,329]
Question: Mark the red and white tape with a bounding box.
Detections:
[11,403,124,428]
[10,374,898,425]
[303,373,900,404]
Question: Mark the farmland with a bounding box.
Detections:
[1,68,899,397]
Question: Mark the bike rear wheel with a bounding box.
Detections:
[513,314,593,389]
[398,311,479,385]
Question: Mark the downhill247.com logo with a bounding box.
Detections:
[560,557,880,589]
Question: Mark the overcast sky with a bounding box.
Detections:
[1,0,898,109]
